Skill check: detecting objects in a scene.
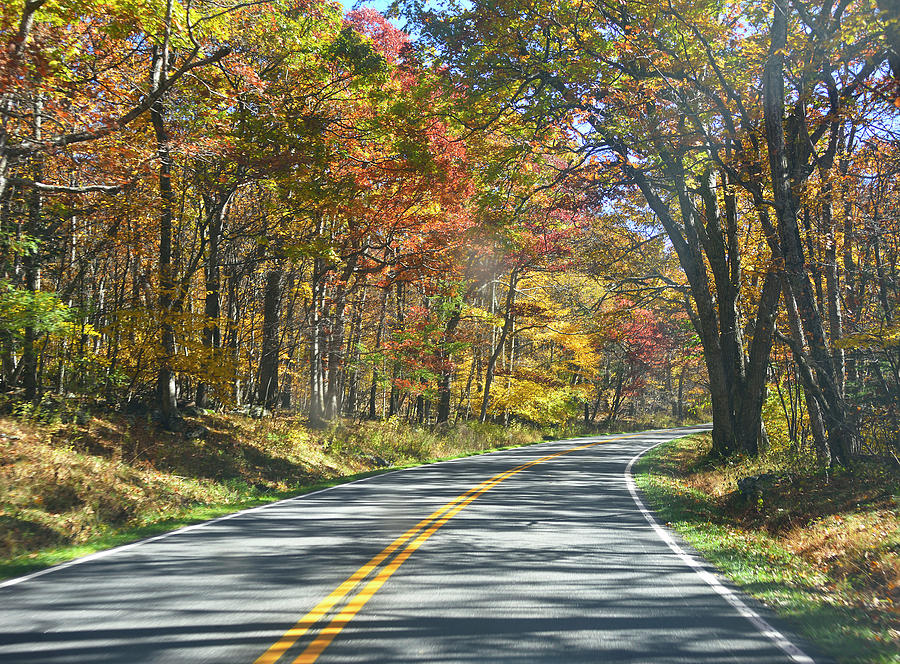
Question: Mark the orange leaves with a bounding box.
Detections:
[346,8,410,65]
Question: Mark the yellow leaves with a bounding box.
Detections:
[837,324,900,350]
[294,281,314,303]
[58,321,100,340]
[491,375,579,426]
[466,305,504,328]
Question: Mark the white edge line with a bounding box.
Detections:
[0,429,627,592]
[625,437,816,664]
[0,468,399,591]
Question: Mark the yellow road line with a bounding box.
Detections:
[257,434,634,664]
[253,465,524,664]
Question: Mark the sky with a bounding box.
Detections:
[338,0,393,13]
[337,0,408,31]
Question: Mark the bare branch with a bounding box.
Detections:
[8,176,131,195]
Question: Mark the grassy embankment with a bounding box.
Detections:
[1,406,571,581]
[0,409,555,581]
[634,433,899,664]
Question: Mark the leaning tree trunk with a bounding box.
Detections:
[782,283,831,465]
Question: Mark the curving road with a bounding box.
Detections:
[0,426,821,663]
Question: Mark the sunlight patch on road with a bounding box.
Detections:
[253,433,639,664]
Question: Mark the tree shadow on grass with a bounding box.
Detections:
[635,446,898,664]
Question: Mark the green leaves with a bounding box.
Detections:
[0,281,75,339]
[328,26,388,79]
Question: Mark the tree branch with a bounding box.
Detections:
[7,177,132,195]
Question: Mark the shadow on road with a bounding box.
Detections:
[0,428,803,663]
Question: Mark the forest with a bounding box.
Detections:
[0,0,898,469]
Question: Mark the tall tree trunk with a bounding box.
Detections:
[225,266,242,405]
[764,0,855,465]
[196,193,229,408]
[480,268,518,423]
[734,271,781,456]
[324,257,355,420]
[344,292,361,417]
[280,359,293,410]
[820,177,845,397]
[21,92,44,400]
[0,0,45,203]
[367,288,388,420]
[873,232,894,325]
[877,0,900,106]
[388,280,404,417]
[257,265,283,409]
[782,283,831,465]
[630,160,744,456]
[606,368,624,424]
[0,192,14,389]
[436,299,462,424]
[150,21,179,429]
[308,250,326,427]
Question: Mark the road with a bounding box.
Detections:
[0,426,819,663]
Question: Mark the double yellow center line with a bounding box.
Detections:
[254,434,633,664]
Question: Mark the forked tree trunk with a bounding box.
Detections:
[763,0,856,465]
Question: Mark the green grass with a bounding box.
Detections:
[634,437,900,664]
[0,410,700,583]
[0,416,553,582]
[0,467,397,581]
[1,414,661,583]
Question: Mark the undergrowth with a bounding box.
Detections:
[635,433,900,664]
[0,411,543,580]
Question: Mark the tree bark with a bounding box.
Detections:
[782,283,831,465]
[763,0,856,465]
[877,0,900,106]
[150,18,180,429]
[21,94,43,400]
[367,288,388,420]
[308,233,326,426]
[257,266,283,409]
[196,192,230,408]
[436,298,462,424]
[480,268,518,423]
[820,177,845,397]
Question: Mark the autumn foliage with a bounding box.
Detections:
[0,0,897,467]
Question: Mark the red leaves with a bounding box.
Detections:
[346,8,410,64]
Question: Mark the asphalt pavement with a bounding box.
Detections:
[0,426,821,663]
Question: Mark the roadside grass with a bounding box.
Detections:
[634,434,900,664]
[0,412,544,581]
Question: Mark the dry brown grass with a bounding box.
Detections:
[0,409,541,566]
[672,434,900,623]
